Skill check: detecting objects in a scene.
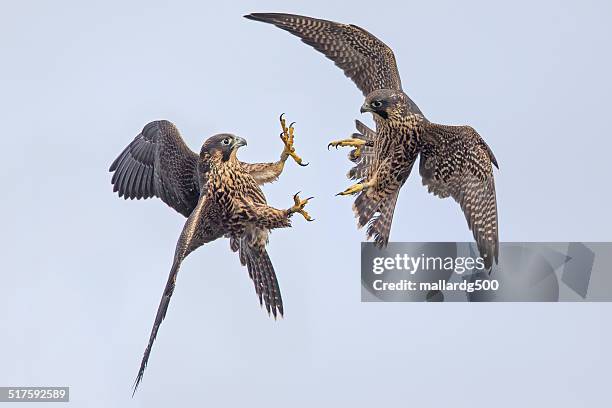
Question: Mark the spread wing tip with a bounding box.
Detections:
[244,13,286,22]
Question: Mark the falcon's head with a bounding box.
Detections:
[200,133,247,162]
[361,89,410,120]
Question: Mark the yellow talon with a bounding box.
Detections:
[327,138,366,158]
[327,138,366,149]
[290,192,314,221]
[336,182,368,196]
[280,114,308,166]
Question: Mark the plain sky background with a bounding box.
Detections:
[1,0,611,407]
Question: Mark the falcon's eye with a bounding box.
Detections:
[371,100,383,108]
[222,138,231,145]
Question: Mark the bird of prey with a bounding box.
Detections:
[245,13,500,269]
[109,115,313,393]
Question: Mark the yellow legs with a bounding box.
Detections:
[328,138,367,158]
[289,192,314,221]
[280,113,308,166]
[335,180,373,196]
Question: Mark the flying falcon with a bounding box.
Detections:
[245,13,500,269]
[109,115,313,393]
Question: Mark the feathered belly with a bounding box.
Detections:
[371,129,418,176]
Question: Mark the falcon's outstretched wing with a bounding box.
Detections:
[109,120,201,217]
[133,195,224,394]
[240,161,285,185]
[419,123,499,269]
[245,13,402,96]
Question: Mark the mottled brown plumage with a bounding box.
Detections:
[246,13,500,268]
[110,118,312,393]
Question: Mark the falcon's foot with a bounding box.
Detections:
[327,138,366,158]
[288,192,314,221]
[336,181,371,196]
[280,113,308,166]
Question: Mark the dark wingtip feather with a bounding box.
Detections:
[484,143,499,169]
[243,13,280,22]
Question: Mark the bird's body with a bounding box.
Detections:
[109,117,312,393]
[353,106,424,242]
[245,13,500,268]
[350,110,499,262]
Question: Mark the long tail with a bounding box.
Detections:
[365,190,400,247]
[353,190,400,248]
[246,248,283,318]
[232,238,284,318]
[353,191,381,230]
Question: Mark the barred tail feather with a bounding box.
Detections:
[353,192,383,231]
[243,246,283,318]
[257,250,283,317]
[366,190,400,248]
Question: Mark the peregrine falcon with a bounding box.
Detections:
[245,13,499,269]
[109,115,313,392]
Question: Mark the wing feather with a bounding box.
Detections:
[132,195,224,393]
[109,120,201,217]
[419,123,499,269]
[245,13,402,96]
[347,119,376,180]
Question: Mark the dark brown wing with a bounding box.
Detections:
[419,123,499,269]
[109,120,202,217]
[133,195,224,394]
[245,13,402,96]
[347,119,376,180]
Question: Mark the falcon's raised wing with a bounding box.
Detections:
[109,120,202,217]
[245,13,402,96]
[419,123,499,269]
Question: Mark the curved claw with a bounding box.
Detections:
[299,211,314,222]
[279,115,307,166]
[336,182,368,196]
[291,193,314,221]
[280,113,285,121]
[327,138,365,152]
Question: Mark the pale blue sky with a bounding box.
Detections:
[1,1,611,407]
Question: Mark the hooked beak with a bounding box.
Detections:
[233,136,247,148]
[360,103,372,114]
